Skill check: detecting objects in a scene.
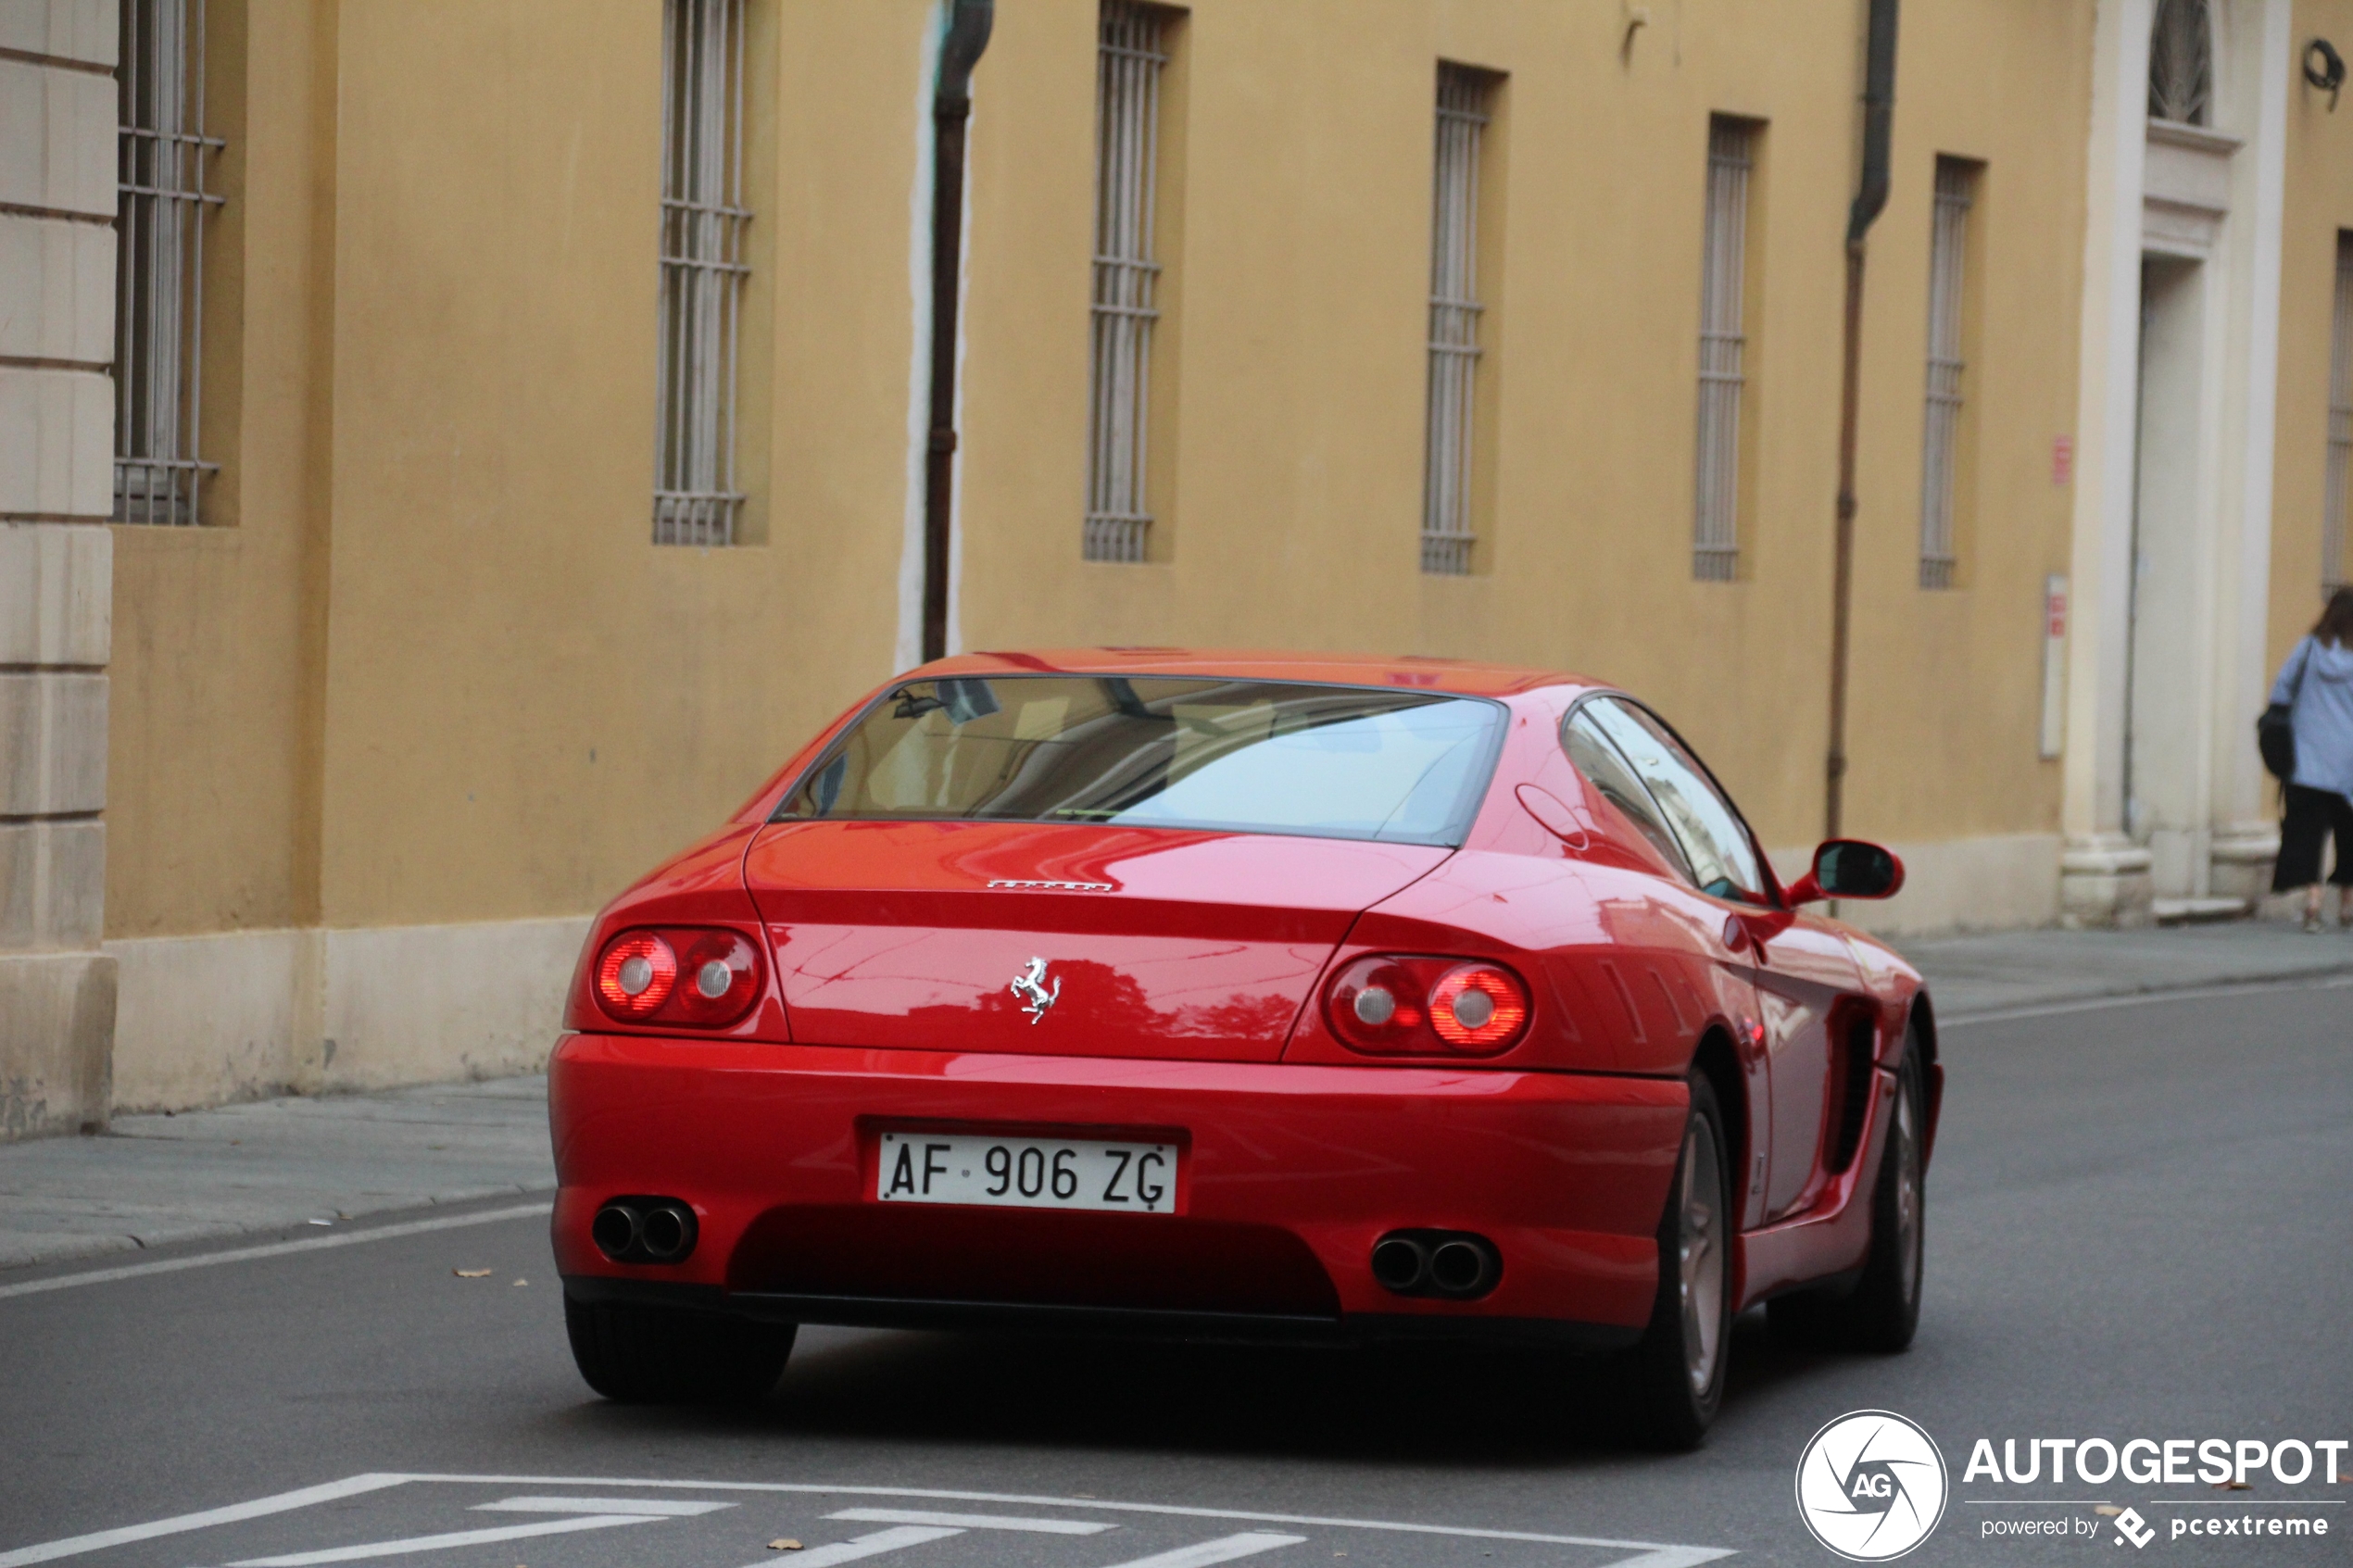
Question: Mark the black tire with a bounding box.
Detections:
[564,1294,797,1404]
[1619,1072,1734,1449]
[1768,1028,1926,1352]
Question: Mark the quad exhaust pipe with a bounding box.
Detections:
[1370,1229,1500,1299]
[591,1197,698,1264]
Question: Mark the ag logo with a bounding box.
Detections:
[1794,1409,1950,1561]
[2112,1507,2156,1549]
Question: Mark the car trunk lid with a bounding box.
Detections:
[741,819,1451,1060]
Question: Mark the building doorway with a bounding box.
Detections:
[2125,253,2210,896]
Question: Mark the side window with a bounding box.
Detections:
[1580,698,1767,903]
[1565,711,1692,879]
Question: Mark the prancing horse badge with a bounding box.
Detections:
[1010,957,1060,1023]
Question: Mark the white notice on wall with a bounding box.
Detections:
[2040,573,2068,760]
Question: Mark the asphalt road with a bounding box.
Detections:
[2,982,2347,1568]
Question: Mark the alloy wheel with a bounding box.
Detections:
[1679,1120,1726,1395]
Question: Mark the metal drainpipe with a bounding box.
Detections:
[923,0,995,664]
[1825,0,1898,840]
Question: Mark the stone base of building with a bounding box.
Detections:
[2208,822,2282,906]
[105,914,591,1114]
[2058,834,2157,928]
[0,950,117,1140]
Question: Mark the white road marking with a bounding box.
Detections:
[0,1203,553,1302]
[0,1474,1733,1568]
[1092,1533,1306,1568]
[396,1477,1735,1563]
[759,1524,965,1568]
[828,1508,1114,1535]
[473,1497,735,1516]
[0,1475,410,1568]
[223,1513,661,1566]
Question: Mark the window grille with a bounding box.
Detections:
[2326,233,2353,592]
[1421,65,1491,577]
[1692,119,1753,582]
[1085,1,1167,564]
[654,0,749,547]
[115,0,224,527]
[2148,0,2212,125]
[1919,158,1975,591]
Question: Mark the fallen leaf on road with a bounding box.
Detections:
[454,1269,492,1278]
[2217,1481,2251,1490]
[768,1540,803,1551]
[512,1278,527,1286]
[307,1219,333,1226]
[2095,1506,2123,1517]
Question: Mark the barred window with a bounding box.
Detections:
[116,0,224,527]
[1692,118,1754,582]
[1422,65,1494,577]
[1085,1,1168,565]
[1919,158,1976,591]
[2326,232,2353,592]
[655,0,749,547]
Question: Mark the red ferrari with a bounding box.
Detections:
[550,649,1939,1445]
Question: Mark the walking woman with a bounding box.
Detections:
[2271,588,2353,931]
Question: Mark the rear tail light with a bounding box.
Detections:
[1325,956,1532,1057]
[591,927,761,1028]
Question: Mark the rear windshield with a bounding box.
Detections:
[776,675,1505,847]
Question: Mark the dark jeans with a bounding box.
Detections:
[2274,784,2353,890]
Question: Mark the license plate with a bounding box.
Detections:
[875,1131,1178,1213]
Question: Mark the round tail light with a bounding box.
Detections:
[595,932,677,1020]
[1325,955,1530,1057]
[588,926,762,1028]
[1428,963,1530,1049]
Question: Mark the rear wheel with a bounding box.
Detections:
[1768,1028,1926,1352]
[1619,1073,1733,1449]
[564,1294,796,1404]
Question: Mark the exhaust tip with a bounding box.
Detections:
[637,1202,698,1262]
[1372,1228,1500,1299]
[1370,1236,1429,1292]
[1428,1237,1496,1297]
[591,1196,698,1264]
[590,1202,641,1260]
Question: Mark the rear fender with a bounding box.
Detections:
[561,822,790,1041]
[1283,849,1743,1076]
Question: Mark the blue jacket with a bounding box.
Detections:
[2270,636,2353,798]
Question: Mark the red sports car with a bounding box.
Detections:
[550,649,1938,1444]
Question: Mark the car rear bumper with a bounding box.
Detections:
[548,1033,1687,1342]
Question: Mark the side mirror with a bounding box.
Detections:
[1786,839,1906,905]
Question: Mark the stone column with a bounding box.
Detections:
[0,0,119,1138]
[2059,0,2158,928]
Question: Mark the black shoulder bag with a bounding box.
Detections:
[2258,642,2310,783]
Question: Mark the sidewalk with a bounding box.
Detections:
[1898,918,2353,1017]
[6,921,2351,1273]
[0,1076,553,1272]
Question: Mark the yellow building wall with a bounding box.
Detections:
[102,0,2100,1105]
[953,0,2090,857]
[2269,0,2353,679]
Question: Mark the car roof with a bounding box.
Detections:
[914,647,1601,699]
